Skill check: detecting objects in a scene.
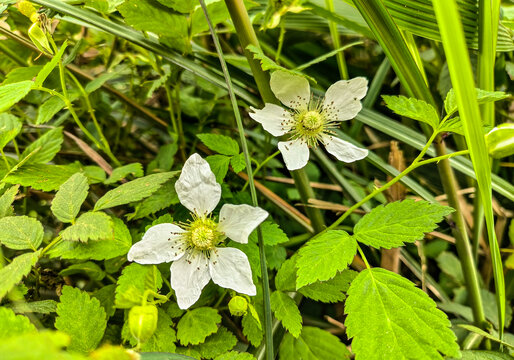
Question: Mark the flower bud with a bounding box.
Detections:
[228,296,248,316]
[485,123,514,159]
[128,305,158,343]
[17,1,36,20]
[28,22,53,55]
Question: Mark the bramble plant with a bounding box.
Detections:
[0,0,513,360]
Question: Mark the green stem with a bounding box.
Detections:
[325,0,348,79]
[198,1,273,358]
[242,150,280,191]
[40,235,62,256]
[275,21,286,64]
[0,149,11,171]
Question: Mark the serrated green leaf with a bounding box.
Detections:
[275,256,297,292]
[21,127,64,165]
[250,221,289,246]
[156,0,195,13]
[177,307,221,345]
[353,199,454,249]
[205,155,230,183]
[270,291,302,338]
[118,0,188,37]
[296,230,356,288]
[4,164,80,192]
[0,81,33,113]
[279,326,350,360]
[0,307,36,340]
[242,304,262,347]
[230,153,246,173]
[115,263,162,309]
[34,42,68,88]
[55,286,107,353]
[0,185,19,218]
[299,269,357,303]
[3,67,43,85]
[92,284,116,318]
[147,142,178,173]
[265,245,286,271]
[0,251,39,301]
[458,324,514,350]
[127,180,179,220]
[47,217,131,260]
[61,212,113,242]
[0,216,44,250]
[444,88,510,115]
[36,95,66,125]
[197,134,239,156]
[7,300,57,314]
[0,114,22,150]
[105,163,144,184]
[214,352,256,360]
[59,261,105,281]
[438,116,464,134]
[456,350,514,360]
[345,268,460,360]
[94,171,179,211]
[195,326,237,359]
[51,172,89,223]
[0,330,72,360]
[382,95,440,129]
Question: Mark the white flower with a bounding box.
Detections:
[128,153,268,309]
[249,71,369,170]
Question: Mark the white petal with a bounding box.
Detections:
[175,153,221,216]
[170,251,211,309]
[322,135,368,163]
[277,139,310,170]
[322,77,368,121]
[218,204,269,244]
[209,247,256,296]
[270,71,310,110]
[127,223,186,264]
[249,104,293,137]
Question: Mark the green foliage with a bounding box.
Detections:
[214,352,256,360]
[279,326,350,359]
[382,95,440,129]
[195,327,237,359]
[127,180,179,220]
[299,270,357,303]
[270,291,302,337]
[0,331,74,360]
[105,163,144,184]
[94,171,178,211]
[176,307,221,345]
[0,307,36,339]
[61,212,113,242]
[444,88,510,115]
[0,216,44,250]
[60,261,105,281]
[51,172,89,223]
[7,300,57,314]
[33,42,68,88]
[0,81,33,113]
[206,155,231,183]
[230,153,246,173]
[115,263,163,309]
[0,185,19,218]
[353,200,454,249]
[345,268,460,359]
[4,164,80,192]
[20,127,64,165]
[249,221,289,246]
[242,304,263,347]
[295,230,357,288]
[457,351,514,360]
[0,114,22,150]
[197,134,240,156]
[55,286,107,353]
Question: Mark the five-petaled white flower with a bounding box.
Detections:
[128,153,268,309]
[249,71,369,170]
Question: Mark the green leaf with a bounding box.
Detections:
[7,300,57,314]
[105,163,144,184]
[345,268,460,359]
[127,180,179,220]
[0,331,71,360]
[55,286,107,353]
[0,307,36,340]
[176,307,221,345]
[34,42,68,88]
[205,155,230,183]
[249,221,289,246]
[59,261,105,281]
[140,353,198,360]
[299,270,357,303]
[20,127,64,164]
[118,0,188,37]
[147,142,178,173]
[36,96,66,125]
[51,172,89,223]
[230,153,246,173]
[0,114,22,150]
[0,216,44,250]
[241,304,262,347]
[246,45,312,81]
[279,326,350,360]
[214,352,256,360]
[47,217,131,260]
[195,326,237,359]
[197,133,239,156]
[191,0,230,35]
[4,164,80,192]
[295,230,357,288]
[444,88,510,115]
[0,185,19,218]
[0,81,33,113]
[156,0,195,14]
[94,171,179,211]
[382,95,440,129]
[0,251,40,301]
[60,212,113,242]
[438,116,465,135]
[92,284,116,318]
[457,351,514,360]
[457,324,514,350]
[275,256,297,292]
[353,199,454,249]
[3,66,43,85]
[115,263,163,309]
[270,291,302,338]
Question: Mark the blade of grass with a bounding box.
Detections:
[324,0,348,79]
[433,0,505,337]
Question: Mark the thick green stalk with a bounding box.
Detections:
[433,0,505,336]
[324,0,348,79]
[224,0,326,233]
[197,1,273,358]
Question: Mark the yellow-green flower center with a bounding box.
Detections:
[185,217,221,251]
[299,110,324,131]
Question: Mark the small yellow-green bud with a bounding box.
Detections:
[486,123,514,159]
[128,305,158,343]
[228,296,248,316]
